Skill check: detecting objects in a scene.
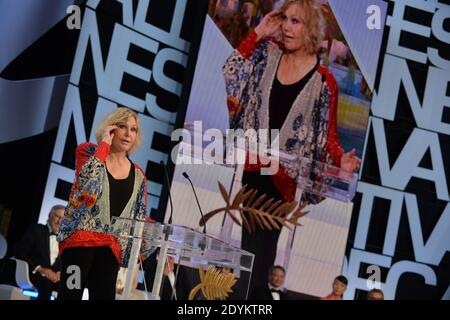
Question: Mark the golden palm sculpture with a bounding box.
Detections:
[200,182,309,234]
[188,265,237,300]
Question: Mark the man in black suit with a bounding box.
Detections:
[250,265,290,300]
[13,205,65,300]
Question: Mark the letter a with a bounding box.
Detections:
[66,5,81,30]
[366,5,381,30]
[66,265,81,290]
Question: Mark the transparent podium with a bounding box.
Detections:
[284,153,358,203]
[178,123,357,203]
[173,123,358,243]
[108,217,254,300]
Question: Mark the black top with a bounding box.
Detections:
[107,161,135,217]
[242,56,319,203]
[269,56,319,130]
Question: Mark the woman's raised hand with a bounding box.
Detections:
[254,10,283,41]
[102,125,118,145]
[340,148,361,173]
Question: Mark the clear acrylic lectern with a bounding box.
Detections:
[108,217,254,300]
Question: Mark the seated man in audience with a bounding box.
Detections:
[367,288,384,300]
[13,205,64,300]
[250,265,290,300]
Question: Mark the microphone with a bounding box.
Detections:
[182,172,207,234]
[160,161,174,225]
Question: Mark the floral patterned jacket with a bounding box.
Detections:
[223,30,344,204]
[57,141,149,266]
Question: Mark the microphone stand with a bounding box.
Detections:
[160,161,174,225]
[182,171,207,234]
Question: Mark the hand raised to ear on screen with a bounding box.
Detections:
[254,10,283,41]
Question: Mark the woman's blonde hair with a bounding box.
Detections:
[280,0,324,54]
[94,107,142,154]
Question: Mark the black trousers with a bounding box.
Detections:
[241,226,282,294]
[241,171,283,294]
[57,246,119,300]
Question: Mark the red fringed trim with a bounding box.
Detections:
[237,30,258,59]
[317,65,344,166]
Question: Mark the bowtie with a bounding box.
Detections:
[270,288,281,293]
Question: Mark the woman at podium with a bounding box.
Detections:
[223,0,360,292]
[57,107,149,300]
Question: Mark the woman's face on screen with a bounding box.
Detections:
[281,4,307,52]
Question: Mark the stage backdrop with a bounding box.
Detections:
[37,0,208,224]
[1,0,447,300]
[166,0,382,298]
[343,0,450,300]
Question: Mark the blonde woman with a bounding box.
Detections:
[57,107,150,300]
